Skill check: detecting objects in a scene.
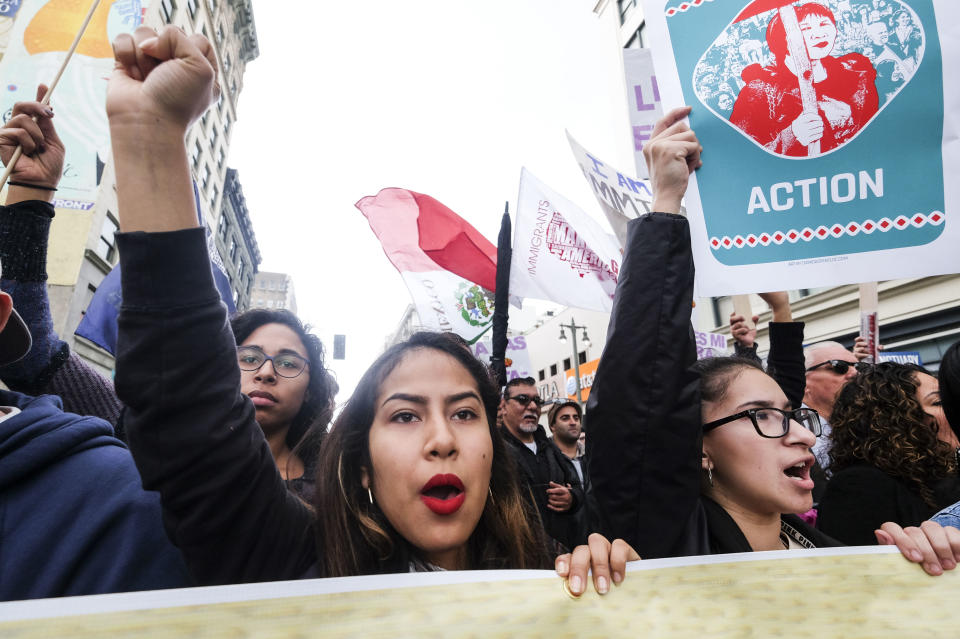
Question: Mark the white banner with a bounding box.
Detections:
[566,131,653,246]
[623,48,664,179]
[641,0,960,296]
[510,168,622,312]
[695,330,729,359]
[402,270,494,343]
[471,336,533,382]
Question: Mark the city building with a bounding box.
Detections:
[216,168,261,311]
[592,0,960,371]
[46,0,260,376]
[249,271,298,315]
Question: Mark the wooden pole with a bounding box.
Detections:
[778,6,821,157]
[0,0,104,191]
[859,282,879,363]
[732,294,755,331]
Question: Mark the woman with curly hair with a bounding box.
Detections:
[817,363,960,545]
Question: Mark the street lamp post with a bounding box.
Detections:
[558,317,591,406]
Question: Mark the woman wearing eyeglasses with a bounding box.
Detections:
[816,363,960,546]
[584,106,960,573]
[231,309,334,503]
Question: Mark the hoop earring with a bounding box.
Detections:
[368,487,374,504]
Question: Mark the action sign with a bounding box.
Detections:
[641,0,960,296]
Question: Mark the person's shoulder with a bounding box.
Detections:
[828,464,902,490]
[741,62,775,84]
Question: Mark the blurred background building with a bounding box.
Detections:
[34,0,261,376]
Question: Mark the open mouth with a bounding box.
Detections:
[783,459,813,483]
[420,474,466,515]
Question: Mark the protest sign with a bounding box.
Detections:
[0,548,957,637]
[510,167,623,312]
[471,336,533,382]
[567,131,653,246]
[623,48,664,179]
[695,329,729,359]
[0,0,142,209]
[878,350,922,364]
[641,0,960,296]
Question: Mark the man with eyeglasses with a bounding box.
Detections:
[499,377,584,553]
[803,341,861,470]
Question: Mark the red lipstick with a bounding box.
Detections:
[420,474,466,515]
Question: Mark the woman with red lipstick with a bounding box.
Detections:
[312,331,551,574]
[729,3,878,157]
[584,106,960,575]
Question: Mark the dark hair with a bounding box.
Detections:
[230,308,333,461]
[830,363,956,507]
[313,331,549,576]
[503,376,537,398]
[693,356,767,407]
[766,2,836,64]
[938,340,960,443]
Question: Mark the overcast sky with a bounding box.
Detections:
[230,0,634,399]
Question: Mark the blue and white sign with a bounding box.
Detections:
[877,350,922,365]
[642,0,960,296]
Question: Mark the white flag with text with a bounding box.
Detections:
[509,168,622,312]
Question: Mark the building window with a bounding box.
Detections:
[200,163,210,190]
[95,212,120,263]
[216,23,224,43]
[538,369,545,382]
[222,52,231,74]
[186,0,197,18]
[579,351,587,364]
[209,126,218,149]
[624,25,645,49]
[563,357,571,371]
[218,212,229,238]
[210,184,219,208]
[207,0,216,15]
[223,112,231,138]
[236,259,245,281]
[228,237,237,262]
[160,0,175,23]
[216,147,225,169]
[617,0,637,24]
[550,363,558,376]
[190,139,202,170]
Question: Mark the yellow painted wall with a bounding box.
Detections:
[46,205,94,286]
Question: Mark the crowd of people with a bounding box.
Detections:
[1,26,959,607]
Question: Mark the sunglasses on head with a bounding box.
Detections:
[805,359,865,375]
[508,393,544,407]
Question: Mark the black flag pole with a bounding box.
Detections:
[490,201,512,388]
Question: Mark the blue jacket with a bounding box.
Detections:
[0,390,190,600]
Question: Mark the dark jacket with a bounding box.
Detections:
[818,464,960,545]
[585,213,840,558]
[0,200,122,427]
[0,390,190,600]
[501,425,585,551]
[116,228,316,585]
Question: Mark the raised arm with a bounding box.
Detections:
[585,107,702,558]
[109,27,314,584]
[0,85,122,425]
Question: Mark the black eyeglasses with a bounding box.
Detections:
[805,359,863,375]
[507,394,544,407]
[237,346,309,378]
[703,407,822,438]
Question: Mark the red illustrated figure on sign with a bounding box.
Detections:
[729,3,879,157]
